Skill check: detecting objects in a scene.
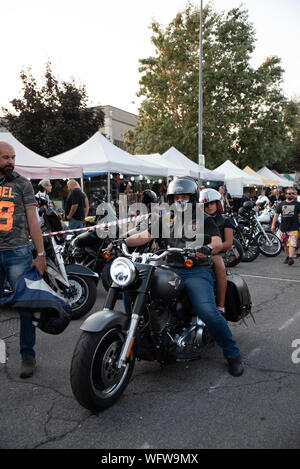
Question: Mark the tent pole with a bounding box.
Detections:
[107,172,111,203]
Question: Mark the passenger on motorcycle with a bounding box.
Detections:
[199,188,235,316]
[123,177,244,377]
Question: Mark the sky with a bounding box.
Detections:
[1,0,299,115]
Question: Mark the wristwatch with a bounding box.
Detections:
[37,251,46,257]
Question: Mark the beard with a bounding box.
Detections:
[0,165,14,177]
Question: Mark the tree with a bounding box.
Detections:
[2,61,104,157]
[125,3,299,170]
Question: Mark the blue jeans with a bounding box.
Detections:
[0,246,36,359]
[171,266,240,359]
[68,218,83,230]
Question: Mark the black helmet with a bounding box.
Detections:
[33,306,72,335]
[238,206,251,219]
[243,201,254,211]
[141,189,158,206]
[167,177,199,205]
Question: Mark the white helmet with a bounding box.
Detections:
[199,188,223,213]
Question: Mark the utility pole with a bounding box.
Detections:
[198,0,205,183]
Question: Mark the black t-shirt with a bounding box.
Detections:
[276,200,300,232]
[269,195,285,205]
[65,188,86,221]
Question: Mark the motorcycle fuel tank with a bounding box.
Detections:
[150,266,184,298]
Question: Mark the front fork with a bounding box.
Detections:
[50,237,70,285]
[255,217,272,243]
[103,286,146,369]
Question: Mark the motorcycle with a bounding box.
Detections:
[231,212,260,262]
[238,203,281,258]
[37,198,99,320]
[70,240,252,412]
[257,205,281,239]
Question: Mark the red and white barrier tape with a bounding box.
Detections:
[42,213,150,237]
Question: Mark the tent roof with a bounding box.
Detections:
[243,166,272,185]
[0,132,83,179]
[215,160,262,186]
[257,167,290,187]
[51,132,168,177]
[135,152,192,177]
[161,147,225,181]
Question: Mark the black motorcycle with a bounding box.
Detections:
[37,200,99,319]
[70,241,252,412]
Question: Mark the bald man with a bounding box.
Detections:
[0,141,46,378]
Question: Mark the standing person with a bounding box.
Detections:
[0,141,46,378]
[35,179,53,208]
[269,188,284,206]
[218,186,231,213]
[255,190,269,211]
[35,179,53,226]
[64,179,87,229]
[271,188,300,266]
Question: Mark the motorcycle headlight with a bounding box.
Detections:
[110,257,136,287]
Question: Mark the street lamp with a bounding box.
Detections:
[198,0,205,183]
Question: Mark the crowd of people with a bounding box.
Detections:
[1,139,300,381]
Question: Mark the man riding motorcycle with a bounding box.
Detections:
[122,177,244,377]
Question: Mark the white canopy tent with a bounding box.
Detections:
[51,132,168,177]
[214,160,263,197]
[135,152,192,177]
[161,147,225,181]
[0,131,83,179]
[257,167,291,188]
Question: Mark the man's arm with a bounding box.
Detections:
[125,229,152,247]
[84,197,89,218]
[271,213,279,232]
[67,204,79,221]
[25,205,46,275]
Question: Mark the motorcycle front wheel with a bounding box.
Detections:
[70,328,135,412]
[67,275,97,320]
[256,231,282,257]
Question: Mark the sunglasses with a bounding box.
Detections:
[286,193,296,196]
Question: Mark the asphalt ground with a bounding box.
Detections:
[0,250,300,453]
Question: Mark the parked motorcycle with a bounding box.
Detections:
[36,197,99,319]
[238,202,281,258]
[257,205,281,239]
[70,240,252,412]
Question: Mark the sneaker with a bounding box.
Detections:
[20,355,36,379]
[288,258,295,266]
[227,355,244,377]
[283,256,289,264]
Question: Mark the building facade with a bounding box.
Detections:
[98,105,137,150]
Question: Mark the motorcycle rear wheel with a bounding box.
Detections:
[256,231,282,257]
[240,239,260,262]
[224,238,244,267]
[70,329,135,412]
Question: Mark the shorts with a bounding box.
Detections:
[280,230,298,248]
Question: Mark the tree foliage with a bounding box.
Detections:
[2,61,104,157]
[125,3,300,171]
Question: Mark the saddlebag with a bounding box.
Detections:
[225,274,252,322]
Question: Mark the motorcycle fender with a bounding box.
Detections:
[80,308,129,332]
[65,263,99,283]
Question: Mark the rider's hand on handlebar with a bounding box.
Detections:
[194,245,213,259]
